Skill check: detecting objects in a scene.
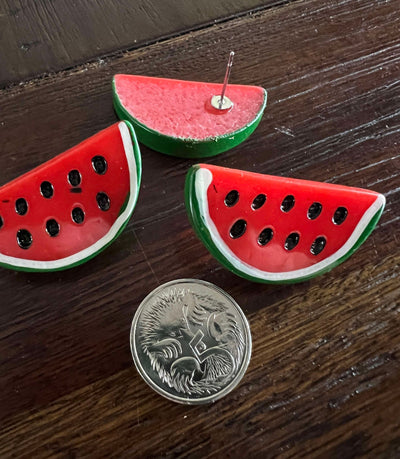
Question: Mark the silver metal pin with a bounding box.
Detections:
[211,51,235,110]
[219,51,234,108]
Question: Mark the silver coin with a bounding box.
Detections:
[130,279,252,404]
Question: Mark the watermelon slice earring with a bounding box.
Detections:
[0,121,141,272]
[112,52,267,158]
[185,164,385,284]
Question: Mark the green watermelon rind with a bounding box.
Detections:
[112,77,267,158]
[184,165,385,284]
[0,121,142,272]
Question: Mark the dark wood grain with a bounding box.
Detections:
[0,0,280,87]
[0,0,399,457]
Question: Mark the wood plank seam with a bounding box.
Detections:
[0,0,299,90]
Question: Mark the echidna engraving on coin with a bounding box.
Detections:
[138,288,245,396]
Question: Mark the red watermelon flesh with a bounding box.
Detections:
[185,164,385,283]
[0,122,141,271]
[113,74,266,139]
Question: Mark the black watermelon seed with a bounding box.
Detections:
[15,198,28,215]
[40,181,54,199]
[311,236,326,255]
[68,170,81,187]
[307,202,322,220]
[92,156,107,175]
[252,194,267,210]
[96,192,110,211]
[230,219,247,239]
[72,207,85,224]
[46,219,60,237]
[224,190,239,207]
[17,229,32,249]
[285,232,300,250]
[333,207,348,225]
[0,216,3,229]
[281,195,295,212]
[258,228,273,246]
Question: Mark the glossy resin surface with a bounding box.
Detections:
[0,121,141,271]
[185,164,385,283]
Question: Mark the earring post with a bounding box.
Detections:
[210,51,235,111]
[219,51,235,109]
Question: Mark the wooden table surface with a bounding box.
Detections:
[1,0,399,457]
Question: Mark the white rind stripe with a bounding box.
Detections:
[0,122,138,270]
[195,168,385,281]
